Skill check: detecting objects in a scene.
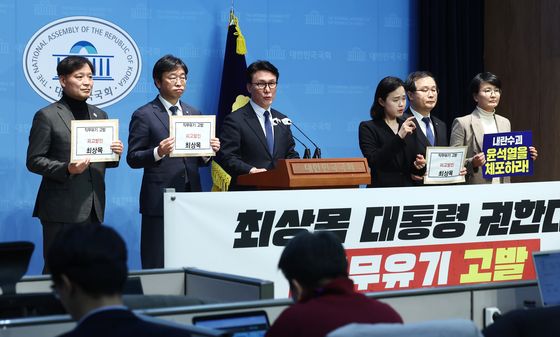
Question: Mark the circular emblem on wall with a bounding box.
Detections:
[23,16,141,108]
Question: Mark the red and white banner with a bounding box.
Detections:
[164,181,560,298]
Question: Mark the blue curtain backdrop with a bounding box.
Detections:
[0,0,417,274]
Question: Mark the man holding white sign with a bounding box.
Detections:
[403,71,448,185]
[403,71,466,184]
[127,55,220,269]
[26,56,123,273]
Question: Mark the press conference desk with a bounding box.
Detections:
[0,279,540,337]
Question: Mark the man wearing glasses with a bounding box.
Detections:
[48,225,194,337]
[403,70,448,184]
[127,54,220,269]
[218,60,300,190]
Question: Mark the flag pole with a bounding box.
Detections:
[230,0,235,25]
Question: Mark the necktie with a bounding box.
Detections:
[422,116,435,146]
[169,105,188,185]
[264,110,274,154]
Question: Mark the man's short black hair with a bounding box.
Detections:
[152,54,189,84]
[56,56,94,76]
[246,60,279,83]
[278,231,348,290]
[404,70,436,92]
[47,225,128,297]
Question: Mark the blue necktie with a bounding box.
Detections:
[422,116,435,146]
[264,110,274,154]
[169,105,179,115]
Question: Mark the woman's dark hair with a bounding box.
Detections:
[370,76,405,119]
[278,231,348,290]
[470,72,502,96]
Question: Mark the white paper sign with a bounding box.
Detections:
[71,119,119,163]
[170,115,215,157]
[425,146,467,184]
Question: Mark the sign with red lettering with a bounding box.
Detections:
[347,240,539,292]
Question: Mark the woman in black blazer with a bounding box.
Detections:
[359,76,425,187]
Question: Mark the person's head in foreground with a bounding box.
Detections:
[278,230,348,301]
[48,224,127,320]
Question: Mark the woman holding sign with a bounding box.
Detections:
[359,76,426,187]
[450,72,538,184]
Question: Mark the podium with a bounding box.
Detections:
[236,158,370,189]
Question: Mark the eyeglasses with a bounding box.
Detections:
[480,88,501,95]
[166,76,187,83]
[416,87,439,94]
[252,82,277,90]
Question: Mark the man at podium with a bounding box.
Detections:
[218,60,299,190]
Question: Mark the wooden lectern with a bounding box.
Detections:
[236,158,370,189]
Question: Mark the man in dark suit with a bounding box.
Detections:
[218,60,299,190]
[127,55,220,269]
[48,224,193,337]
[403,71,448,184]
[26,56,123,273]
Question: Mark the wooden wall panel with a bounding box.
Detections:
[485,0,560,181]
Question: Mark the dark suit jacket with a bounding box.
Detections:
[58,308,193,337]
[482,306,560,337]
[404,109,448,153]
[127,97,206,216]
[26,99,118,223]
[218,103,299,189]
[358,118,422,187]
[403,109,447,185]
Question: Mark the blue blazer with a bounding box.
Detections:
[127,97,205,216]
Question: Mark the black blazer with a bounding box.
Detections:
[217,103,299,190]
[58,309,194,337]
[482,306,560,337]
[359,118,422,187]
[127,97,206,216]
[403,109,448,154]
[402,109,448,186]
[26,99,118,223]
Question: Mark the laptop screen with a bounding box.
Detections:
[532,250,560,307]
[193,310,269,337]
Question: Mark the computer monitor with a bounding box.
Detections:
[0,293,66,319]
[168,324,231,337]
[532,249,560,307]
[193,310,270,337]
[184,268,273,302]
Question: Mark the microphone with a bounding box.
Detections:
[280,118,321,158]
[273,118,311,159]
